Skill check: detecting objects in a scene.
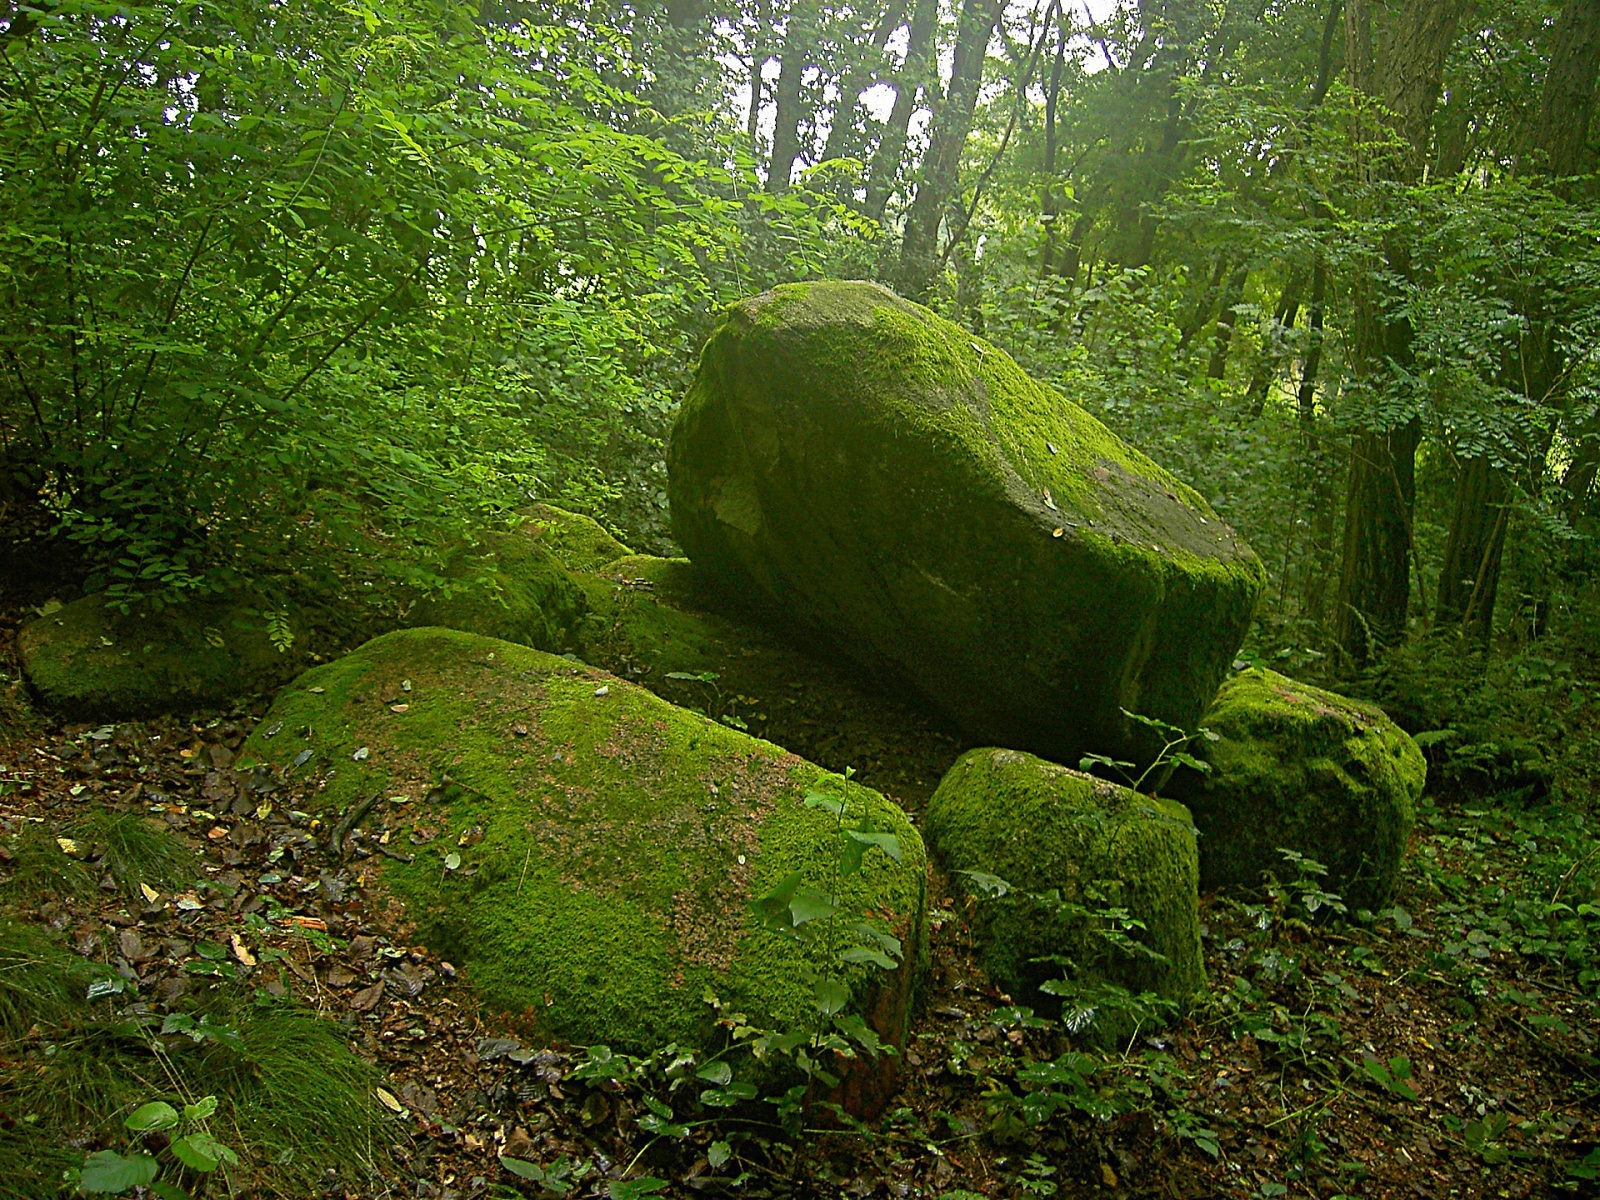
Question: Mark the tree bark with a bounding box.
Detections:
[819,0,908,167]
[864,0,939,222]
[1332,0,1462,662]
[892,0,1007,301]
[1434,0,1600,638]
[766,2,816,192]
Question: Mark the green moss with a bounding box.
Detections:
[519,503,632,571]
[240,627,928,1064]
[407,527,587,651]
[669,281,1265,771]
[570,554,966,808]
[1168,668,1424,910]
[926,747,1204,1020]
[18,594,303,720]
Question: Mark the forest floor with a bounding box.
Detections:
[3,603,1599,1200]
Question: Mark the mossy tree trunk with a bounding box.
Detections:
[864,0,938,222]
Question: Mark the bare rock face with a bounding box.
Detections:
[668,280,1265,769]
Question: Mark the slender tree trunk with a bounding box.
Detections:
[819,0,907,166]
[892,0,1007,301]
[766,2,814,192]
[1245,270,1304,416]
[864,0,938,222]
[1333,0,1462,662]
[747,0,768,153]
[1206,262,1249,379]
[1433,0,1600,637]
[1037,14,1068,279]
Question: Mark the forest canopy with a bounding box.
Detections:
[1,0,1596,674]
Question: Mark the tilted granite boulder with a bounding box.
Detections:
[926,747,1204,1029]
[668,280,1265,770]
[1166,668,1424,911]
[239,627,928,1115]
[18,594,304,720]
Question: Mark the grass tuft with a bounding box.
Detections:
[0,918,389,1198]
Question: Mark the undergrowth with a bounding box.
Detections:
[0,917,387,1198]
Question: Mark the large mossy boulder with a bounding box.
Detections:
[1166,668,1424,911]
[926,747,1204,1026]
[240,627,928,1113]
[18,594,303,720]
[668,280,1265,770]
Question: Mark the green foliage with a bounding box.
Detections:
[0,918,386,1199]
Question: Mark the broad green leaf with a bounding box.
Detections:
[78,1150,160,1193]
[125,1101,180,1132]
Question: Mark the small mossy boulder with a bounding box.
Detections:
[239,627,928,1115]
[407,525,587,651]
[1166,668,1424,911]
[925,747,1204,1027]
[668,280,1265,770]
[519,503,632,572]
[18,594,303,719]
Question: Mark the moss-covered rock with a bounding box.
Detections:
[570,554,965,807]
[519,503,633,572]
[668,281,1265,770]
[240,627,928,1114]
[925,747,1203,1026]
[18,594,303,719]
[407,525,587,652]
[1166,668,1424,911]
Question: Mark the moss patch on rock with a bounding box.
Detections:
[407,526,587,652]
[668,280,1265,771]
[570,555,966,808]
[18,594,303,720]
[240,628,927,1108]
[926,747,1204,1026]
[519,503,632,572]
[1166,668,1424,911]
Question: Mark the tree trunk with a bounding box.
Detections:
[1433,0,1600,638]
[819,0,908,167]
[766,2,815,192]
[892,0,1007,301]
[747,0,768,152]
[1206,262,1249,380]
[1435,456,1509,639]
[1332,0,1462,662]
[1245,270,1304,416]
[864,0,938,222]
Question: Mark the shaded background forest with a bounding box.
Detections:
[2,0,1598,761]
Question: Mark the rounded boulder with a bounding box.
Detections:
[668,281,1264,769]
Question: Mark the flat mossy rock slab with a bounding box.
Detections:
[926,748,1203,1028]
[571,555,964,806]
[240,627,928,1113]
[668,280,1265,770]
[18,594,303,720]
[1167,668,1424,911]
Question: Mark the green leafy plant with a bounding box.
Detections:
[74,1095,239,1198]
[1078,708,1216,795]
